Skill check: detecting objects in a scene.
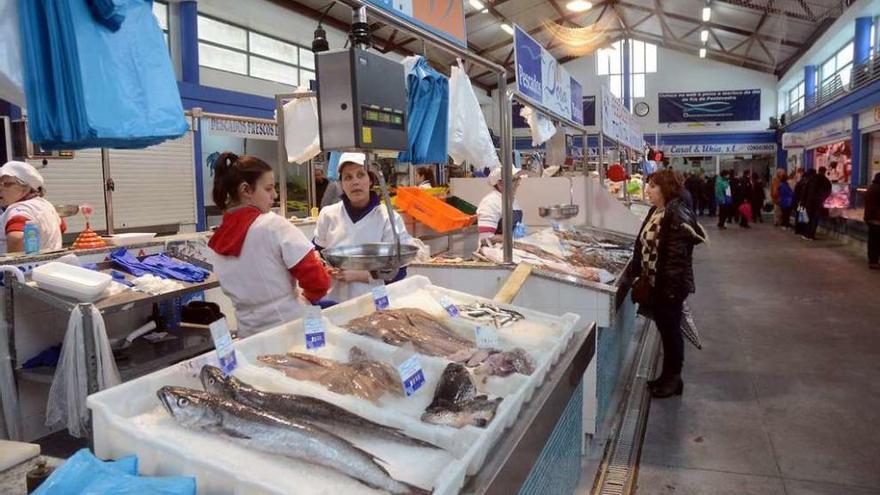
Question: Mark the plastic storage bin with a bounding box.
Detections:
[395,187,475,233]
[445,195,477,215]
[32,262,112,302]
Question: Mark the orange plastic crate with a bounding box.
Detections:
[395,187,475,233]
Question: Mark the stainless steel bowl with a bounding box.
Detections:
[55,205,80,218]
[322,243,420,271]
[538,204,579,219]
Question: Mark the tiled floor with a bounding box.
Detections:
[634,222,880,495]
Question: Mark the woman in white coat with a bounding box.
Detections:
[476,167,526,244]
[0,161,64,253]
[209,152,331,337]
[314,152,420,302]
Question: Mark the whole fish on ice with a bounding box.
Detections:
[157,386,426,494]
[200,365,437,449]
[421,363,502,428]
[449,347,536,380]
[257,346,402,402]
[343,308,474,357]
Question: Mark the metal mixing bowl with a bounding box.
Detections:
[322,243,419,271]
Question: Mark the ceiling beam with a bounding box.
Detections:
[628,29,775,73]
[709,29,727,53]
[713,0,821,22]
[776,15,836,77]
[617,1,802,48]
[653,0,679,42]
[757,38,777,65]
[466,0,516,19]
[795,0,817,22]
[630,12,654,32]
[611,3,629,37]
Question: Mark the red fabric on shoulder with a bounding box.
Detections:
[5,215,29,234]
[289,250,331,304]
[208,207,262,257]
[60,218,67,234]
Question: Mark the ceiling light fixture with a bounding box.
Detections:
[501,23,514,35]
[566,0,593,12]
[699,47,707,58]
[700,29,709,43]
[469,0,485,11]
[702,6,711,22]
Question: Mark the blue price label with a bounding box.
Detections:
[372,284,390,310]
[304,316,326,350]
[439,296,459,318]
[209,318,237,375]
[396,355,425,397]
[475,325,499,349]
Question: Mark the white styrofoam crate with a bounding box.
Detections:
[87,276,581,493]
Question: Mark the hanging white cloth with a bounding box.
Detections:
[520,105,556,147]
[281,86,321,164]
[0,0,25,106]
[46,305,120,438]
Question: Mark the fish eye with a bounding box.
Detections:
[208,377,215,385]
[177,397,189,407]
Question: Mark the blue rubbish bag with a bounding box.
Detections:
[399,57,448,165]
[33,449,195,495]
[17,0,188,150]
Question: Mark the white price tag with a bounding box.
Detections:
[208,318,237,375]
[179,354,219,379]
[396,355,426,397]
[439,296,459,318]
[303,306,326,350]
[371,282,390,310]
[475,325,499,349]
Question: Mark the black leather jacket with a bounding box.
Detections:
[631,197,707,302]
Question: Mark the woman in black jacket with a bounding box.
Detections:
[631,169,707,398]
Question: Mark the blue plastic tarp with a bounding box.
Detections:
[17,0,187,150]
[399,57,448,165]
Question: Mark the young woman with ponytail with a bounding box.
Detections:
[208,152,331,337]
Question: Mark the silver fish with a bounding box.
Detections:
[157,386,426,494]
[200,365,438,449]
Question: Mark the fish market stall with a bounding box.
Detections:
[87,276,588,494]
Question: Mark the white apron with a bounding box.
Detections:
[0,197,63,253]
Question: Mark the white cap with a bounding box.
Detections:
[338,152,366,168]
[488,167,526,186]
[0,161,44,190]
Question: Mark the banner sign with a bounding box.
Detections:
[208,117,277,141]
[365,0,466,46]
[514,25,584,124]
[659,143,777,156]
[782,132,806,150]
[583,96,596,126]
[658,89,761,123]
[600,86,642,149]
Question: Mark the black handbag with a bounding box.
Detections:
[631,277,652,306]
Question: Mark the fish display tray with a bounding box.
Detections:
[87,276,581,494]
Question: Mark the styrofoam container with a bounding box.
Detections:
[32,262,112,302]
[104,233,157,246]
[87,276,582,494]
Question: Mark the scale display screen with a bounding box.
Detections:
[361,107,405,130]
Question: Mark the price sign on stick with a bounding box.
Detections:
[475,325,499,349]
[397,355,426,396]
[209,318,237,375]
[371,281,390,310]
[303,306,326,350]
[439,296,459,318]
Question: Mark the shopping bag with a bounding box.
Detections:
[798,207,809,224]
[738,202,753,222]
[447,61,500,170]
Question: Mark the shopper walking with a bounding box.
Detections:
[793,169,814,235]
[704,174,717,217]
[804,166,832,240]
[864,172,880,269]
[770,168,786,226]
[778,171,794,229]
[685,172,704,216]
[631,169,706,398]
[715,171,732,229]
[750,172,766,224]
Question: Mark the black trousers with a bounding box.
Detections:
[781,207,793,228]
[869,223,880,264]
[806,207,824,239]
[751,200,763,223]
[654,296,685,379]
[717,204,731,227]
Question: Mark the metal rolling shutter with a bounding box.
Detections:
[30,149,107,233]
[108,128,197,231]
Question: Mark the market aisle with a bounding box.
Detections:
[634,222,880,495]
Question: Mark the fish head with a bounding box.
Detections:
[199,365,238,397]
[157,386,223,429]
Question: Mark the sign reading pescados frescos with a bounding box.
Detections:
[514,25,584,124]
[658,89,761,123]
